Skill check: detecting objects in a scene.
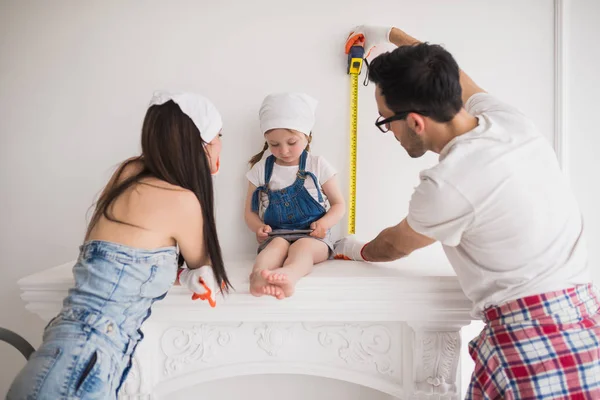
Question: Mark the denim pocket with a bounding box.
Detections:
[32,346,62,379]
[6,346,63,399]
[73,347,115,398]
[76,351,98,390]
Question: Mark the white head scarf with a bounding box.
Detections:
[148,90,222,143]
[259,92,318,136]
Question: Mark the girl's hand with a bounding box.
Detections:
[256,224,272,243]
[310,221,327,239]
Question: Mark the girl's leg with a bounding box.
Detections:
[262,238,328,298]
[249,237,290,299]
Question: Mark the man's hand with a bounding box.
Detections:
[177,266,220,307]
[310,220,327,239]
[333,236,368,261]
[256,224,272,243]
[346,25,392,57]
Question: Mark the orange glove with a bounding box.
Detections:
[177,266,221,307]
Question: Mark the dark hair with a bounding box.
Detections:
[248,130,312,167]
[86,100,231,291]
[369,43,462,123]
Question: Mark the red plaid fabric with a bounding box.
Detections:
[466,284,600,399]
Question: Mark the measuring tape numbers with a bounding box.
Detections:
[346,41,365,235]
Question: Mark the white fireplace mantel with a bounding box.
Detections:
[18,252,474,400]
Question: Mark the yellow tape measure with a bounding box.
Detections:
[347,44,364,235]
[348,73,359,234]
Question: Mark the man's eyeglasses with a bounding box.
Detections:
[375,111,428,133]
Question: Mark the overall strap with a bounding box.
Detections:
[302,171,324,203]
[298,150,308,172]
[251,155,276,213]
[297,151,324,203]
[264,155,276,185]
[251,187,266,213]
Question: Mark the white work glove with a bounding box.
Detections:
[345,25,393,57]
[177,265,220,307]
[333,236,369,262]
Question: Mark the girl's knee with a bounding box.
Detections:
[268,237,291,249]
[290,238,329,260]
[292,237,327,250]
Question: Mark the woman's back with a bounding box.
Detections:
[87,159,191,250]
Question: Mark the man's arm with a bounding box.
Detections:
[361,218,435,262]
[386,27,486,105]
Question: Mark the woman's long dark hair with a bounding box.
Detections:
[86,100,231,291]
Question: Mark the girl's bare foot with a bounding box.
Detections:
[261,284,285,299]
[261,269,296,298]
[249,270,268,297]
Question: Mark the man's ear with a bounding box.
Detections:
[407,113,426,134]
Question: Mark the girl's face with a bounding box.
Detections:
[265,129,307,166]
[204,132,222,174]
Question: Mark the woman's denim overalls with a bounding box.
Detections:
[7,240,177,399]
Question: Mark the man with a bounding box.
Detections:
[334,25,599,399]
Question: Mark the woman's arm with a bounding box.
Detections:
[171,189,208,270]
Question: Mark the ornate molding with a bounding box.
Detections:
[254,323,294,356]
[412,330,460,398]
[303,323,393,375]
[118,355,151,400]
[20,259,473,398]
[161,323,242,375]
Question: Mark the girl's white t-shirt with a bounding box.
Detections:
[246,153,337,219]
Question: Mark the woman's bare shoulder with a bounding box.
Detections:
[116,157,144,183]
[117,157,184,192]
[111,157,198,215]
[135,174,201,216]
[151,184,202,238]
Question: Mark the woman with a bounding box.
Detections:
[7,91,231,399]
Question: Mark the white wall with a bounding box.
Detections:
[566,0,600,285]
[2,0,596,398]
[458,2,600,398]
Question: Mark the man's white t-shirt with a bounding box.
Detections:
[407,93,590,318]
[246,153,337,219]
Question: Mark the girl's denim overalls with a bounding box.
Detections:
[251,150,326,230]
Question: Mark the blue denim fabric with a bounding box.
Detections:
[251,150,326,230]
[7,240,177,400]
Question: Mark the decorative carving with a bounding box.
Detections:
[413,331,460,397]
[161,323,241,375]
[254,323,294,356]
[119,355,150,399]
[303,323,393,375]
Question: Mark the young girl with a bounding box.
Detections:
[245,92,345,299]
[7,91,231,399]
